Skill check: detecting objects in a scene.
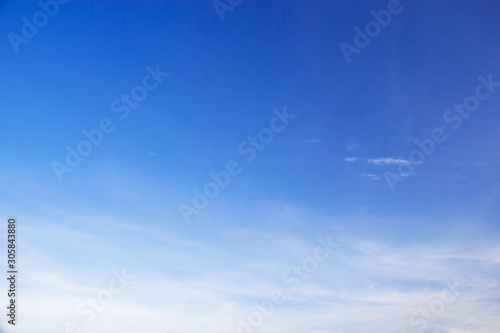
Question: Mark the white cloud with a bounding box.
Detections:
[367,157,411,166]
[13,210,500,333]
[360,172,380,180]
[347,143,359,151]
[343,157,411,166]
[305,138,321,143]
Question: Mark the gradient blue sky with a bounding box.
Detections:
[1,1,500,332]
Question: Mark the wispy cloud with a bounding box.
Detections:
[360,172,380,180]
[347,143,359,151]
[367,157,411,166]
[305,138,321,143]
[343,157,411,166]
[13,207,500,333]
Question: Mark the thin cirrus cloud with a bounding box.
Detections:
[347,143,359,151]
[360,172,380,180]
[366,158,411,166]
[14,209,500,333]
[343,157,411,166]
[344,158,410,181]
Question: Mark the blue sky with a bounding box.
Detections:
[1,1,500,332]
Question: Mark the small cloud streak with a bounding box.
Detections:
[360,172,380,180]
[305,138,321,143]
[347,143,359,151]
[367,157,410,166]
[343,157,411,166]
